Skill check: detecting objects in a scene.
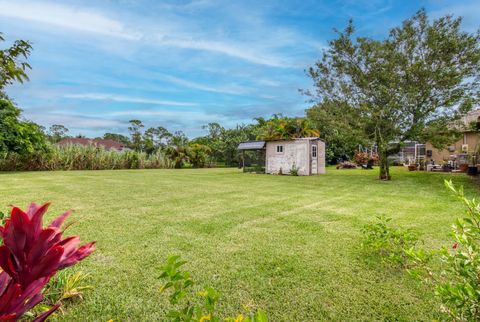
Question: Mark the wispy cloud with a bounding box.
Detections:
[24,111,126,129]
[108,109,224,121]
[161,74,250,95]
[0,0,140,40]
[64,93,197,106]
[157,38,292,68]
[0,0,306,68]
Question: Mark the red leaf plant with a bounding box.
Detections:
[0,203,95,321]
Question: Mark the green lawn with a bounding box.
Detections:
[0,167,477,321]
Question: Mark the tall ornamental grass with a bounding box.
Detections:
[0,144,174,171]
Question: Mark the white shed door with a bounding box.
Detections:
[311,144,318,174]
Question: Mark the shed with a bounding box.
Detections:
[237,138,325,176]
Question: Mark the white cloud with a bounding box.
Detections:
[0,0,308,67]
[0,0,140,39]
[64,93,197,106]
[161,74,250,95]
[24,111,125,129]
[157,38,292,68]
[108,109,226,122]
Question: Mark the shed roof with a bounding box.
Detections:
[237,141,266,150]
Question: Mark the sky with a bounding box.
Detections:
[0,0,479,138]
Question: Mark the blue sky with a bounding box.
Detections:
[1,0,479,138]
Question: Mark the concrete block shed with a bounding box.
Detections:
[238,138,325,176]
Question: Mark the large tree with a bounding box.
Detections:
[306,10,480,180]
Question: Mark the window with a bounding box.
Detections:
[276,145,284,153]
[312,145,317,158]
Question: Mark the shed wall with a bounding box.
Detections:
[317,140,326,174]
[266,140,310,175]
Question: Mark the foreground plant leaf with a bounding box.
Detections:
[0,202,95,321]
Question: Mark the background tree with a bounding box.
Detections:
[188,143,211,168]
[48,124,69,143]
[193,122,259,166]
[143,126,171,154]
[102,133,131,145]
[306,10,480,180]
[128,119,144,152]
[256,115,319,141]
[201,122,225,162]
[222,124,258,166]
[0,99,48,156]
[307,100,368,164]
[166,131,190,168]
[0,32,32,96]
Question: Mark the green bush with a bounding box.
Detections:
[289,164,299,176]
[361,216,419,267]
[159,255,267,322]
[407,180,480,321]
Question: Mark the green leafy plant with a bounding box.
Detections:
[361,216,419,267]
[289,164,299,176]
[43,270,93,308]
[407,180,480,321]
[159,255,267,322]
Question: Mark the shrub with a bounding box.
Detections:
[354,151,379,166]
[289,164,299,176]
[0,202,95,321]
[407,180,480,321]
[159,255,267,322]
[361,216,419,267]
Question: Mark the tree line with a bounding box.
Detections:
[43,116,319,168]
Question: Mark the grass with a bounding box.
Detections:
[0,166,477,321]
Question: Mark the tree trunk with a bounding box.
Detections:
[378,147,391,180]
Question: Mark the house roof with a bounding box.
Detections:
[57,138,127,151]
[237,141,266,150]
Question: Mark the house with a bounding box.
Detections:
[56,138,129,151]
[237,138,325,176]
[426,109,480,165]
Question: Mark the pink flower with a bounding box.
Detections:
[452,243,458,250]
